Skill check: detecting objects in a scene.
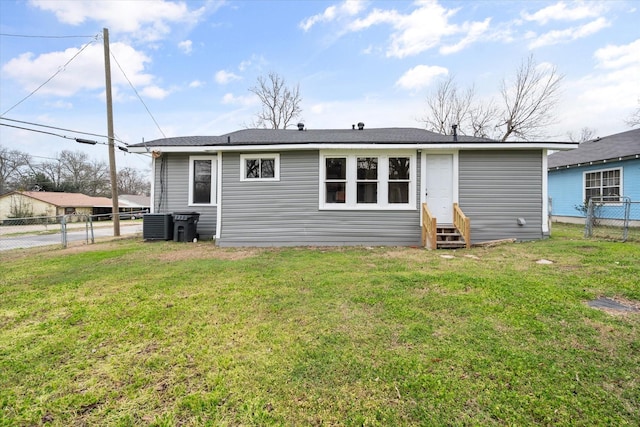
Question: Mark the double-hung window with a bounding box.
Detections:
[388,157,410,204]
[325,158,347,203]
[189,156,216,205]
[357,157,378,203]
[241,154,280,181]
[321,151,415,209]
[584,168,621,202]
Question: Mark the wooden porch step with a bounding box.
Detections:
[435,225,466,249]
[436,240,467,249]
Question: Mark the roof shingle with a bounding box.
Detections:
[548,128,640,168]
[129,127,495,148]
[17,191,113,207]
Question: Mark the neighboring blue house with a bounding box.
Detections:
[130,125,575,247]
[548,128,640,223]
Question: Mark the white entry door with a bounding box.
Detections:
[424,154,454,224]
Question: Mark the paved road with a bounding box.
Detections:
[0,223,143,251]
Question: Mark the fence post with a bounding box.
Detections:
[89,215,95,244]
[622,197,631,242]
[61,215,67,248]
[584,199,592,238]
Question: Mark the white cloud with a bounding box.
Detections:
[555,39,640,136]
[529,17,610,49]
[303,96,426,130]
[345,2,490,58]
[1,41,163,99]
[221,93,257,106]
[178,40,193,54]
[29,0,206,42]
[141,85,170,100]
[215,70,242,85]
[46,100,73,109]
[189,80,204,88]
[440,18,491,54]
[522,1,606,25]
[594,38,640,69]
[299,0,366,31]
[396,65,448,91]
[310,103,330,115]
[238,54,267,72]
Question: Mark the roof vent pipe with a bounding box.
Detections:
[357,122,365,130]
[452,124,458,142]
[352,124,355,130]
[297,122,304,131]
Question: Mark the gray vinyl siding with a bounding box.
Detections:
[151,154,218,240]
[218,151,421,247]
[459,150,543,243]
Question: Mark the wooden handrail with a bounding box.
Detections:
[421,203,437,250]
[453,203,471,249]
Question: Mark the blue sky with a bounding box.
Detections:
[1,0,639,170]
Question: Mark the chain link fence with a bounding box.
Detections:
[0,212,145,252]
[584,197,640,242]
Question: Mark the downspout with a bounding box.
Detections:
[542,149,550,236]
[149,155,156,213]
[215,151,223,242]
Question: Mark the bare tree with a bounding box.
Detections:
[84,159,111,197]
[567,127,597,143]
[421,76,498,138]
[58,150,93,194]
[498,55,563,141]
[421,55,563,141]
[34,158,64,191]
[0,145,31,193]
[423,75,473,135]
[468,100,499,138]
[249,72,303,129]
[118,167,150,195]
[625,98,640,127]
[28,150,109,196]
[0,146,150,197]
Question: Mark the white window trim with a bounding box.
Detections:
[240,153,280,182]
[582,167,623,205]
[188,155,217,206]
[319,150,417,210]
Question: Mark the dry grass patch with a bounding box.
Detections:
[150,243,262,262]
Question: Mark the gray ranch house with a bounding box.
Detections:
[129,125,576,248]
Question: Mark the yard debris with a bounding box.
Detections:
[536,259,554,264]
[472,238,517,247]
[464,254,480,260]
[440,254,455,259]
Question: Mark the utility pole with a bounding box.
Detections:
[103,28,120,236]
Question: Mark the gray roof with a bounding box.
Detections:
[134,135,227,147]
[129,127,495,148]
[119,194,150,207]
[548,128,640,169]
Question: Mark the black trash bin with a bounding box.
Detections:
[173,212,200,242]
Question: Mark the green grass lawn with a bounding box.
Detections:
[1,224,638,426]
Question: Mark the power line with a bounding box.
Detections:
[110,50,167,138]
[0,33,97,39]
[0,34,100,116]
[0,123,154,158]
[0,122,104,145]
[0,117,127,145]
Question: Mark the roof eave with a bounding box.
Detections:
[548,153,640,170]
[129,141,577,153]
